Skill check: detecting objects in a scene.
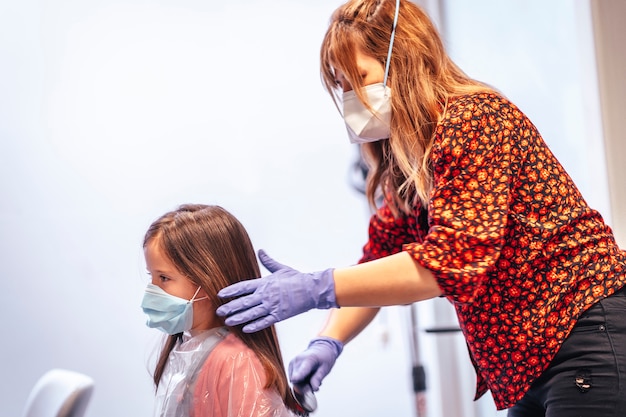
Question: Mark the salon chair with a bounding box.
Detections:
[22,368,95,417]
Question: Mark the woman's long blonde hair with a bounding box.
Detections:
[144,204,303,415]
[321,0,495,214]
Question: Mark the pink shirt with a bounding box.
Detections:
[191,333,294,417]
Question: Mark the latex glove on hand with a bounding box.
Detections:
[216,250,338,333]
[289,336,344,392]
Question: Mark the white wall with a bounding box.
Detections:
[442,0,609,219]
[590,0,626,246]
[0,1,607,417]
[0,1,372,416]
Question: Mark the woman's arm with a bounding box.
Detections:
[216,251,442,332]
[288,255,440,392]
[317,251,441,344]
[319,249,442,343]
[334,251,442,307]
[319,306,380,344]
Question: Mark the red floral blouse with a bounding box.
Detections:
[359,93,626,410]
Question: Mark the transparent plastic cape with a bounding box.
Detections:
[154,327,296,417]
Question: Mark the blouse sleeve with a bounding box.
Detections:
[359,203,428,264]
[404,95,522,303]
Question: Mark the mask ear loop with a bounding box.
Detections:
[383,0,400,89]
[190,286,208,303]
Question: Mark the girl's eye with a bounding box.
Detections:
[159,275,170,283]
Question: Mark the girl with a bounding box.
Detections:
[140,204,306,417]
[216,0,626,416]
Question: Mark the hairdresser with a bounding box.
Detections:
[217,0,626,415]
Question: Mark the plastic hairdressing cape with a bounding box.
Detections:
[154,327,296,417]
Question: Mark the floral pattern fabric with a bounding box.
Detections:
[359,93,626,410]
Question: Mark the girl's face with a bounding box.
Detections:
[334,47,385,93]
[144,238,221,333]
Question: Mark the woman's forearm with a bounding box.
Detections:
[318,251,440,344]
[318,306,380,344]
[333,251,442,307]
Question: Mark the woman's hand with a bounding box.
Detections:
[289,336,344,391]
[216,250,338,332]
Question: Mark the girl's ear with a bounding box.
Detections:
[197,287,213,301]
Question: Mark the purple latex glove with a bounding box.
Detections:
[289,336,344,391]
[216,250,338,333]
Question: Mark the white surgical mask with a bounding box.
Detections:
[342,0,400,144]
[343,84,392,144]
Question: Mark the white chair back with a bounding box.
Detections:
[22,369,95,417]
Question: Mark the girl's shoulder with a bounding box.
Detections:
[196,332,266,389]
[208,333,260,365]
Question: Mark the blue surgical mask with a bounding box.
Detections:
[141,283,207,335]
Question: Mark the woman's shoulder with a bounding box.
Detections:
[440,92,530,133]
[446,91,519,118]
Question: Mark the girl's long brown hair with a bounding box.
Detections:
[144,204,303,415]
[321,0,496,214]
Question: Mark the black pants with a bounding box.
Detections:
[507,288,626,417]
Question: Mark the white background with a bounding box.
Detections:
[0,1,607,416]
